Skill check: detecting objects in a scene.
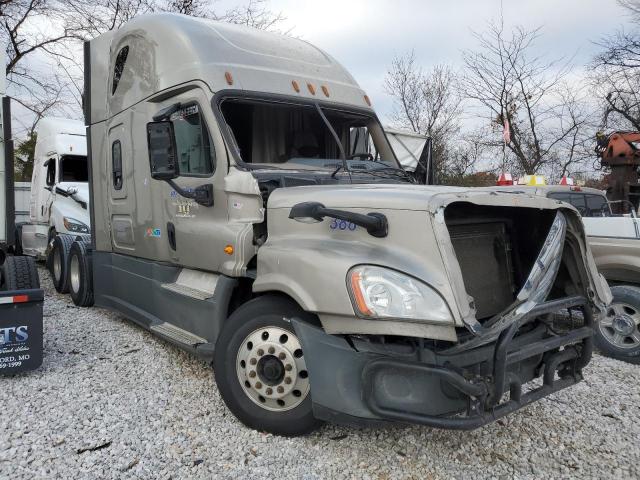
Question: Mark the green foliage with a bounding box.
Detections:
[13,132,37,182]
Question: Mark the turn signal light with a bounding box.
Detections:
[349,270,373,316]
[224,245,234,255]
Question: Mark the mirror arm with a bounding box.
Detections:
[166,179,214,207]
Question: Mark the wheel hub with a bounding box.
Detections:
[613,314,635,336]
[257,355,285,385]
[70,255,81,293]
[53,249,61,281]
[600,302,640,349]
[236,326,310,412]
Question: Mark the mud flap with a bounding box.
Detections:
[0,289,44,374]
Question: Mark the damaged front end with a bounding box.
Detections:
[289,193,610,429]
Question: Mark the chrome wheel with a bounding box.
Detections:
[236,326,310,412]
[69,254,80,294]
[599,302,640,349]
[53,248,62,282]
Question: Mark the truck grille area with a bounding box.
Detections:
[445,203,557,321]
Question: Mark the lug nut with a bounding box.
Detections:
[285,364,292,371]
[250,358,257,365]
[266,388,273,395]
[278,352,286,360]
[284,377,292,384]
[255,382,262,389]
[277,386,284,394]
[257,349,264,356]
[268,346,275,354]
[249,371,256,378]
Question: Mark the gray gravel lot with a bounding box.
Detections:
[1,267,639,479]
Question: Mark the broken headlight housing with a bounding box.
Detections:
[347,265,453,324]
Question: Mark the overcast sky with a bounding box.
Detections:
[254,0,636,124]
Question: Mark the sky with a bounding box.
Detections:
[256,0,637,124]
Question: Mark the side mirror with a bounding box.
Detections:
[146,121,179,180]
[44,158,56,187]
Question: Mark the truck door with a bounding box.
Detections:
[148,89,225,272]
[106,117,137,254]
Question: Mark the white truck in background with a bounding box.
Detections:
[16,118,89,264]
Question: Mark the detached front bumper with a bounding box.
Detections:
[292,295,593,430]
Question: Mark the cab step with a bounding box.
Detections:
[150,322,207,346]
[160,268,219,300]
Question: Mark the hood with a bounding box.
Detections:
[58,182,90,206]
[267,184,569,212]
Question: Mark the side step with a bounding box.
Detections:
[150,322,207,346]
[160,268,219,300]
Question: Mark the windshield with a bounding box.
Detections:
[219,97,399,172]
[59,154,88,182]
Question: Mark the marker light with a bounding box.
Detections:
[347,266,453,324]
[321,85,330,97]
[225,71,234,85]
[292,80,300,93]
[364,95,371,106]
[307,83,316,95]
[224,245,234,255]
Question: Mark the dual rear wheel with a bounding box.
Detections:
[48,234,93,307]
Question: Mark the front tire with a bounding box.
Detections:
[213,295,323,436]
[595,285,640,363]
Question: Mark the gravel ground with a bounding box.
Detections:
[1,267,639,480]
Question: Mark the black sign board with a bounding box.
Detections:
[0,289,43,374]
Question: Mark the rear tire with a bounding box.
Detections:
[595,285,640,363]
[1,256,40,291]
[68,241,94,307]
[50,234,74,293]
[213,295,323,436]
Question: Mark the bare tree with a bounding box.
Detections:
[0,0,83,136]
[460,17,587,176]
[385,52,461,139]
[384,51,462,177]
[591,1,640,130]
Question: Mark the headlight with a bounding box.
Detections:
[63,217,90,234]
[347,265,453,324]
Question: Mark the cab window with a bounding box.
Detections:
[60,155,88,182]
[548,192,610,217]
[585,194,609,217]
[170,104,215,176]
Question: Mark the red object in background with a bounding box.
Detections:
[496,172,514,186]
[559,176,574,186]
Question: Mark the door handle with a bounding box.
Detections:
[167,222,176,251]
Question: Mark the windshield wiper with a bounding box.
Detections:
[314,102,352,183]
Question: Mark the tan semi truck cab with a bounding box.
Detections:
[75,13,612,435]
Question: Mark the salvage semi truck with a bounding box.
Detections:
[16,117,89,260]
[69,13,612,435]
